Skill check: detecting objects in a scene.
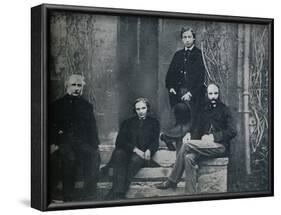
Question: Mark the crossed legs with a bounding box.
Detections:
[157,141,225,194]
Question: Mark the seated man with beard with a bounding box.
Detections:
[156,83,237,194]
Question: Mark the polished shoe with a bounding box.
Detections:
[155,180,177,190]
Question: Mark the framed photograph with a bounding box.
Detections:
[31,3,273,211]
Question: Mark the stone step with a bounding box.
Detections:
[100,167,173,181]
[97,181,188,199]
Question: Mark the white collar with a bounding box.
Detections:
[185,45,194,51]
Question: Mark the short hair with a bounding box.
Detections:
[132,97,151,114]
[180,27,196,39]
[65,74,86,89]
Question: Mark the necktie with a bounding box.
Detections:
[185,49,191,60]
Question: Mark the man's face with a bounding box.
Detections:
[135,101,148,119]
[207,84,219,104]
[66,77,83,96]
[182,30,195,48]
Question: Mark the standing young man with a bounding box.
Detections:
[162,28,206,151]
[165,27,206,108]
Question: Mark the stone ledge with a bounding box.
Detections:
[99,145,228,167]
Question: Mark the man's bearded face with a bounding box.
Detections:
[207,84,219,104]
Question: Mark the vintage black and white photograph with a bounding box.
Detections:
[31,4,273,211]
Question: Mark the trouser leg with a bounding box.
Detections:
[61,153,76,201]
[125,154,145,193]
[176,139,183,154]
[111,149,129,194]
[184,153,199,194]
[168,142,191,183]
[181,141,225,194]
[168,141,224,185]
[81,149,101,198]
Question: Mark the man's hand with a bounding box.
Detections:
[133,147,145,159]
[182,132,191,144]
[144,149,151,161]
[169,88,177,95]
[201,134,214,143]
[181,91,192,101]
[50,144,59,154]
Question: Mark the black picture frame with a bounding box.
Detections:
[31,3,274,211]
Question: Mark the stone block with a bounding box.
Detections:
[152,149,176,167]
[197,158,228,193]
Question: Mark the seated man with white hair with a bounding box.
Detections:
[49,74,101,202]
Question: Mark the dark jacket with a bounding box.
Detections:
[49,94,100,151]
[165,47,206,106]
[192,101,237,154]
[115,115,160,156]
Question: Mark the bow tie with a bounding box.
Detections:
[208,103,217,109]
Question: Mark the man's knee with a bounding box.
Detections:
[130,154,144,165]
[111,149,127,164]
[184,153,198,167]
[177,142,191,155]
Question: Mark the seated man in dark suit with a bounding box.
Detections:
[156,83,236,194]
[104,98,160,200]
[49,74,100,202]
